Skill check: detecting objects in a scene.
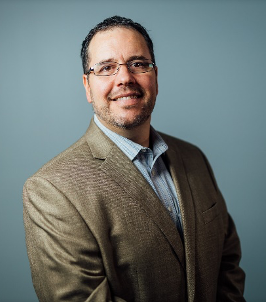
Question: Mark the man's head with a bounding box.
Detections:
[81,16,158,132]
[81,16,155,74]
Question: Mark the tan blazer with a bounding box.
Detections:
[23,119,245,302]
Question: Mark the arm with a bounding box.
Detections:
[23,176,125,302]
[202,152,246,301]
[216,210,246,301]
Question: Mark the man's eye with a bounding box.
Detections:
[132,61,146,68]
[99,64,114,72]
[96,63,117,74]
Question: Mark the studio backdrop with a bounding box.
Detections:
[1,1,265,301]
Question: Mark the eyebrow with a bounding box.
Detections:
[127,55,151,61]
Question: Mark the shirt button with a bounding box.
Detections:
[168,207,172,212]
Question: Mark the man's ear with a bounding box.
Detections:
[155,66,159,95]
[82,74,92,104]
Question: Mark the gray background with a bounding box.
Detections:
[1,0,265,301]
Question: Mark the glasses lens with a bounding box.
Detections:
[94,62,118,76]
[129,60,154,74]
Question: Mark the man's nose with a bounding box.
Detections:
[115,64,136,86]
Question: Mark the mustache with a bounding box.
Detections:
[108,86,144,101]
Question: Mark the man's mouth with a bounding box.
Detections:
[109,89,144,102]
[113,95,140,102]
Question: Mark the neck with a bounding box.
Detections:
[98,117,151,147]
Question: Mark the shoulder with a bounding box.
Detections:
[26,134,92,182]
[159,130,211,166]
[158,131,201,155]
[160,131,222,196]
[26,119,114,182]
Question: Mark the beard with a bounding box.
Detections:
[90,88,156,130]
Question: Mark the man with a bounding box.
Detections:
[23,16,245,301]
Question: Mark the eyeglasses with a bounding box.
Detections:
[87,59,156,77]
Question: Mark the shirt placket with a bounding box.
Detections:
[142,150,181,229]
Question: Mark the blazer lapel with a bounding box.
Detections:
[164,138,196,302]
[85,120,186,271]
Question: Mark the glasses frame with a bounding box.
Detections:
[86,59,156,77]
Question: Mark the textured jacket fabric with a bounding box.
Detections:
[23,119,245,302]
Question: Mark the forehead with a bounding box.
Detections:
[88,27,151,64]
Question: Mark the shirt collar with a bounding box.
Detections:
[94,114,168,161]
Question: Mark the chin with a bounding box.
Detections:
[112,114,151,130]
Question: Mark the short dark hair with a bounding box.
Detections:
[80,16,155,74]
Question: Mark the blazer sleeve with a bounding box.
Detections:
[201,153,246,301]
[23,176,126,302]
[216,210,246,301]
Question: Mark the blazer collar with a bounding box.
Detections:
[85,119,115,159]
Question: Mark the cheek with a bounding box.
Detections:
[91,81,113,100]
[146,81,158,96]
[140,76,157,94]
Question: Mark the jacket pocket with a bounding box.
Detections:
[202,202,219,224]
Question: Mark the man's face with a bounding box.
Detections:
[83,27,158,131]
